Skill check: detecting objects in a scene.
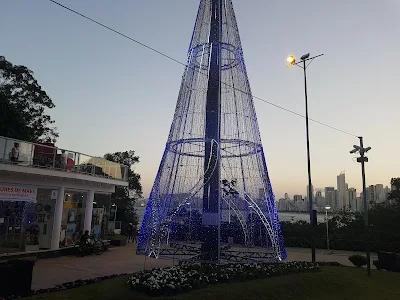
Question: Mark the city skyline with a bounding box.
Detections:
[278,171,393,213]
[1,0,399,199]
[280,179,392,201]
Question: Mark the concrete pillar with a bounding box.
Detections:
[50,186,65,250]
[84,190,95,233]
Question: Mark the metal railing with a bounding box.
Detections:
[0,136,129,181]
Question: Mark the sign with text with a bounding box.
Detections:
[0,184,37,202]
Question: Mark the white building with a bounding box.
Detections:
[0,136,128,253]
[374,184,385,203]
[293,195,302,202]
[278,198,292,211]
[295,199,307,212]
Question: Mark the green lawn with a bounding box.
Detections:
[28,267,400,300]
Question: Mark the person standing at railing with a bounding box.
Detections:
[10,142,19,162]
[61,150,68,169]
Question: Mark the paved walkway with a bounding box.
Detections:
[31,244,377,290]
[32,243,173,290]
[285,247,377,267]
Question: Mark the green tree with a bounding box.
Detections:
[104,151,143,232]
[0,56,58,142]
[388,178,400,205]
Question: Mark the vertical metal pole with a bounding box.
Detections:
[359,136,371,276]
[2,138,8,160]
[201,0,222,263]
[326,209,329,251]
[303,59,316,263]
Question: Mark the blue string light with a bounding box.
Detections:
[137,0,286,263]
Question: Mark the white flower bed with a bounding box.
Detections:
[128,261,319,296]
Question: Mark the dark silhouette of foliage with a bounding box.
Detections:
[0,56,58,142]
[103,151,143,231]
[282,189,400,253]
[348,254,367,268]
[388,178,400,205]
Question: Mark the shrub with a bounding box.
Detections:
[317,261,343,267]
[127,261,319,296]
[348,254,368,268]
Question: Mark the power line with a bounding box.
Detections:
[48,0,358,138]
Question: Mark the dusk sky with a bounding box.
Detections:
[2,0,399,199]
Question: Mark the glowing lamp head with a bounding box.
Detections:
[286,55,296,65]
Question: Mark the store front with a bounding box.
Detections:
[0,183,113,255]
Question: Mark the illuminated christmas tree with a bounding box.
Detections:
[137,0,286,263]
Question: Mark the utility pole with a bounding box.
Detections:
[287,53,324,263]
[350,137,371,276]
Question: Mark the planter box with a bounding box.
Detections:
[377,251,400,272]
[0,259,36,298]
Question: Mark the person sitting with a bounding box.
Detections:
[80,230,90,246]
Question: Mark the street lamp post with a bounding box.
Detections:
[325,205,331,251]
[111,204,118,222]
[287,53,324,263]
[350,137,372,276]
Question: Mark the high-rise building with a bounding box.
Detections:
[337,172,349,210]
[384,186,390,203]
[315,190,326,212]
[325,187,336,210]
[295,199,307,212]
[366,185,375,206]
[284,193,289,200]
[374,184,385,203]
[293,195,302,202]
[348,188,357,211]
[356,196,363,212]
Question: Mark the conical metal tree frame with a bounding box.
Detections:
[137,0,287,263]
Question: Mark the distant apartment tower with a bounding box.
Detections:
[348,188,357,211]
[315,190,325,212]
[325,187,336,210]
[355,196,363,212]
[374,184,385,203]
[284,193,289,200]
[293,195,302,202]
[278,198,294,211]
[337,172,349,210]
[384,186,390,203]
[366,185,375,206]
